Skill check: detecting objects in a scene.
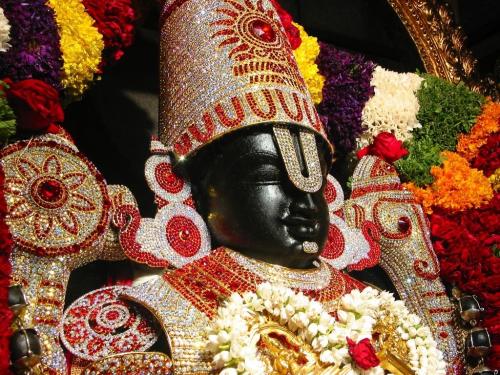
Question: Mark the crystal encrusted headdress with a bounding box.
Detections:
[158,0,333,192]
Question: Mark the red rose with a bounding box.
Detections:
[472,132,500,177]
[346,337,380,370]
[82,0,135,66]
[357,132,409,163]
[4,78,64,132]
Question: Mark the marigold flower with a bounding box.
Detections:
[403,182,434,214]
[405,151,493,213]
[292,23,324,105]
[457,101,500,161]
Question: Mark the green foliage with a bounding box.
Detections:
[395,74,485,186]
[0,81,16,141]
[412,74,485,150]
[396,138,442,186]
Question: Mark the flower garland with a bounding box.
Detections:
[396,75,485,186]
[47,0,104,97]
[0,6,10,52]
[404,151,493,214]
[430,194,500,369]
[0,0,137,138]
[317,44,375,154]
[0,0,136,99]
[457,101,500,161]
[206,283,445,375]
[292,23,324,105]
[0,80,15,140]
[0,164,14,374]
[81,0,135,67]
[0,0,63,89]
[358,67,423,147]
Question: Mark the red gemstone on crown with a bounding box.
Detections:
[250,19,276,42]
[38,179,64,203]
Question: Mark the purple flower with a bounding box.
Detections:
[317,43,375,154]
[0,0,63,89]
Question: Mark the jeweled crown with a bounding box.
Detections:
[158,0,330,157]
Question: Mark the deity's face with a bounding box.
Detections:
[181,126,330,269]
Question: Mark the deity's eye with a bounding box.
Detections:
[229,153,283,185]
[397,216,411,233]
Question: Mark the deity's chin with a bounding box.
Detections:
[226,240,324,270]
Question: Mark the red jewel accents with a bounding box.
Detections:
[60,286,158,361]
[324,179,337,204]
[155,162,184,194]
[397,216,411,232]
[106,310,119,321]
[321,224,345,260]
[166,215,201,257]
[249,19,276,43]
[31,176,68,209]
[38,179,64,203]
[163,248,362,320]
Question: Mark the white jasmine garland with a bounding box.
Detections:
[358,66,424,148]
[0,6,11,52]
[206,283,446,374]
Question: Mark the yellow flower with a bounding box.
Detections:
[406,151,493,213]
[489,168,500,192]
[292,23,325,105]
[457,101,500,161]
[48,0,104,97]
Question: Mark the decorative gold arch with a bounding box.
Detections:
[387,0,497,98]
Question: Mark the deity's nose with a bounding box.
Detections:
[290,192,318,218]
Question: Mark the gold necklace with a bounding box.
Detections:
[225,248,332,290]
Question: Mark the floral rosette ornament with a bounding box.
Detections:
[1,138,110,255]
[206,284,446,375]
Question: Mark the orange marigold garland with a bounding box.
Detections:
[457,101,500,161]
[404,151,493,214]
[404,182,434,214]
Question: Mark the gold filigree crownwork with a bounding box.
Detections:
[158,0,331,158]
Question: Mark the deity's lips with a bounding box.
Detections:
[281,216,320,240]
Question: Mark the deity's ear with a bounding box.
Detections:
[114,138,212,269]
